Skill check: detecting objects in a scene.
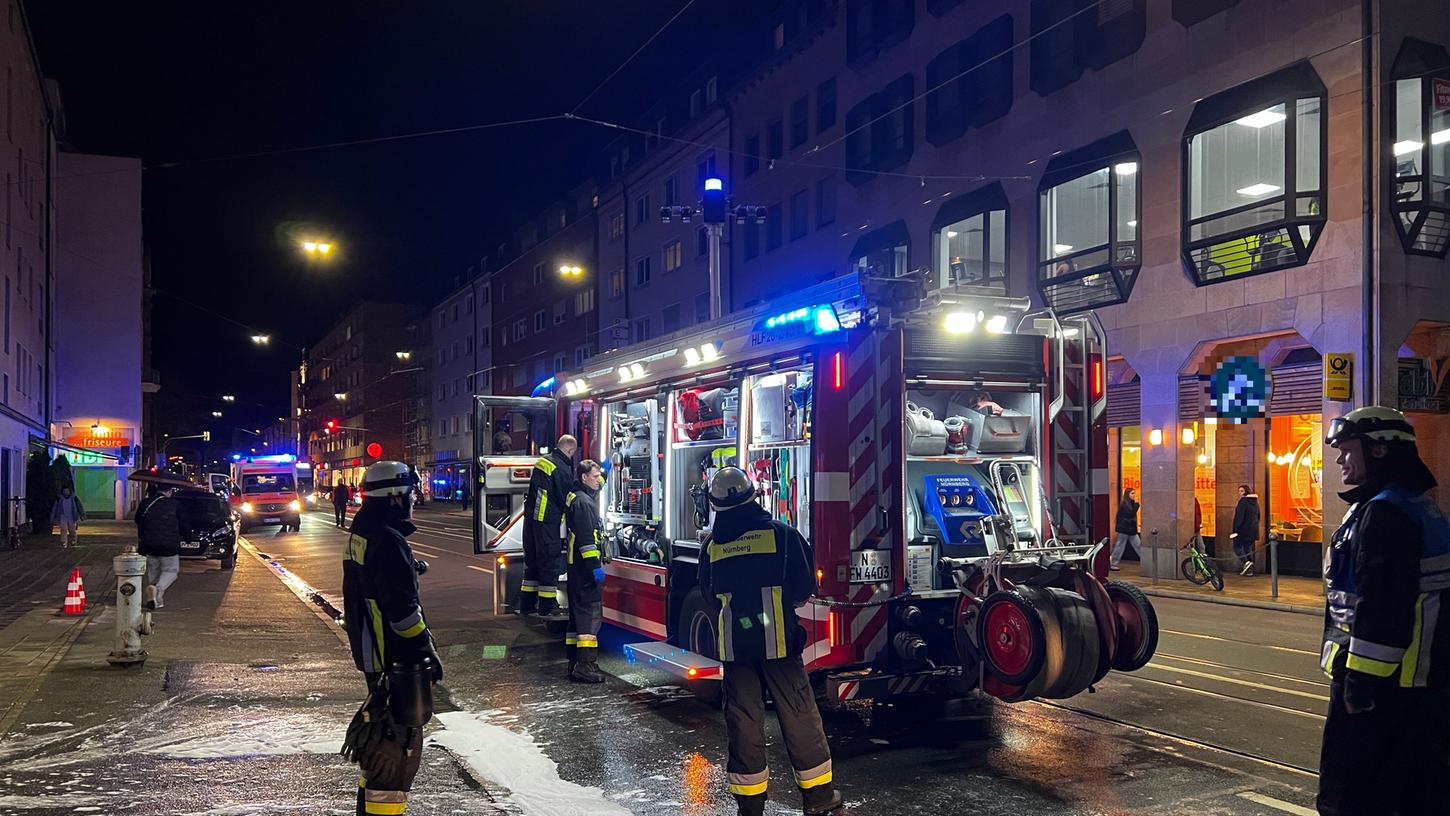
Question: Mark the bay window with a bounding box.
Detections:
[1037,131,1141,313]
[931,182,1008,291]
[1390,38,1450,257]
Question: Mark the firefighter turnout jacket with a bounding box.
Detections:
[699,502,815,662]
[524,449,574,538]
[564,483,605,656]
[343,503,433,674]
[1322,482,1450,689]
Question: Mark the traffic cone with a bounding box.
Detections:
[62,568,86,615]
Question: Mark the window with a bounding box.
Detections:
[706,77,717,103]
[466,334,475,352]
[790,97,809,148]
[845,74,915,185]
[554,301,568,325]
[466,294,474,313]
[932,182,1009,291]
[816,176,837,228]
[927,17,1019,143]
[533,263,545,285]
[1390,39,1450,256]
[695,292,711,323]
[635,194,651,226]
[437,311,446,329]
[1037,131,1141,313]
[850,221,910,278]
[553,353,567,373]
[575,346,591,368]
[926,42,969,146]
[439,419,448,437]
[634,317,652,342]
[481,331,490,348]
[481,286,490,305]
[768,119,784,161]
[664,176,677,207]
[453,416,461,435]
[696,152,717,188]
[575,287,595,315]
[610,266,626,298]
[663,240,684,272]
[790,190,809,240]
[847,0,914,64]
[697,226,709,257]
[636,257,652,286]
[845,100,874,185]
[609,211,626,241]
[1183,63,1328,281]
[766,203,783,250]
[745,134,761,176]
[534,311,546,332]
[512,320,526,341]
[817,78,837,132]
[453,304,460,322]
[690,89,703,117]
[1031,0,1145,96]
[662,304,681,334]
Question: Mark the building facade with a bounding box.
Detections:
[51,151,143,517]
[302,301,415,489]
[709,0,1450,578]
[428,277,477,499]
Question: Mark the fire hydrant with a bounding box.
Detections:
[107,550,148,667]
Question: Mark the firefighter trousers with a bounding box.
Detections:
[1317,677,1450,816]
[565,574,602,663]
[350,675,425,815]
[722,656,833,810]
[520,524,563,613]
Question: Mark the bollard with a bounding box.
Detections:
[1269,536,1280,600]
[1150,529,1160,586]
[107,551,148,666]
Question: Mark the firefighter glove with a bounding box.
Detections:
[426,638,444,683]
[1344,671,1377,714]
[593,566,606,586]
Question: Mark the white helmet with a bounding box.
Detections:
[362,460,413,497]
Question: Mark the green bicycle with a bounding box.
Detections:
[1180,536,1224,591]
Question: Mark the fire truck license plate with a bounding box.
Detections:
[849,550,891,583]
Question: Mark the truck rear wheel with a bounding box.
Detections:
[679,589,723,706]
[1105,580,1158,672]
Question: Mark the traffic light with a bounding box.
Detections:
[324,419,338,435]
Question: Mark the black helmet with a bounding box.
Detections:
[708,466,756,510]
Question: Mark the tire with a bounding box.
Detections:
[976,590,1048,687]
[1181,557,1212,585]
[1073,572,1118,687]
[1105,580,1159,672]
[1020,586,1099,700]
[220,554,236,569]
[1209,566,1225,592]
[678,589,723,706]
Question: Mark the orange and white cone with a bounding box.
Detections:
[62,568,86,615]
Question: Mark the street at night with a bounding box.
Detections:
[5,2,1450,815]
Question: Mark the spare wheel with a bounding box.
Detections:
[976,590,1047,686]
[1105,580,1159,672]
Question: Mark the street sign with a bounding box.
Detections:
[1325,353,1353,401]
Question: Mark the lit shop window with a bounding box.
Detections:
[1037,131,1141,314]
[1183,63,1326,282]
[1390,39,1450,257]
[1266,414,1323,546]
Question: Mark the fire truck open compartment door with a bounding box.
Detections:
[472,395,555,555]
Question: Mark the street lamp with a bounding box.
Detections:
[211,411,223,418]
[251,334,271,345]
[222,395,236,403]
[334,392,348,402]
[395,351,413,363]
[558,264,584,278]
[301,240,334,256]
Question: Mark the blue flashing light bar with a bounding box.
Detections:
[231,454,242,461]
[762,304,841,335]
[704,177,723,191]
[531,376,556,398]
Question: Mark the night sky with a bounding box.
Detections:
[23,1,772,436]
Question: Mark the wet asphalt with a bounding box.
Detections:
[0,509,1328,815]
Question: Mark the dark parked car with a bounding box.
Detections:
[175,490,240,569]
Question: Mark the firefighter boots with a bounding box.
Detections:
[733,793,766,816]
[569,651,605,684]
[802,785,843,815]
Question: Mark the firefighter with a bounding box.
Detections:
[564,459,607,683]
[1319,407,1450,816]
[519,434,577,616]
[340,461,443,816]
[698,467,842,816]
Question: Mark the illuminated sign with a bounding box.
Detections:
[66,433,132,449]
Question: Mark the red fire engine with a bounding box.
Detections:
[474,272,1158,706]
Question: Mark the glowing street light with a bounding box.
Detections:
[302,240,334,256]
[334,392,348,402]
[395,351,413,363]
[251,334,271,345]
[211,411,223,418]
[222,395,236,403]
[558,264,584,278]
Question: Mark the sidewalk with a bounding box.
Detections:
[1115,563,1324,615]
[0,533,509,815]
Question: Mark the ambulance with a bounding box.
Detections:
[231,455,304,533]
[474,271,1158,707]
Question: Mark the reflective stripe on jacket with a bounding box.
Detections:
[342,503,430,674]
[565,485,604,573]
[1322,484,1450,689]
[523,450,573,540]
[698,503,815,662]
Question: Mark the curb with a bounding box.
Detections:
[238,536,352,649]
[1132,585,1322,616]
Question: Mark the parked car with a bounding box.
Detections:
[175,490,240,569]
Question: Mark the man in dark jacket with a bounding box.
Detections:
[136,485,185,610]
[341,461,442,816]
[698,467,842,816]
[333,482,352,528]
[1230,484,1261,575]
[519,435,577,616]
[563,460,607,683]
[1318,407,1450,815]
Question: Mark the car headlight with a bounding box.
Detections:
[241,502,254,514]
[289,500,302,512]
[211,526,231,538]
[305,494,317,504]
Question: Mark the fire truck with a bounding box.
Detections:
[473,272,1158,706]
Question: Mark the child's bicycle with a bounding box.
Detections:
[1180,535,1224,591]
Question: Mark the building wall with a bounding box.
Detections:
[1,1,56,526]
[429,280,477,496]
[52,151,143,515]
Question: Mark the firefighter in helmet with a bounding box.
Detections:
[564,458,607,683]
[698,466,842,816]
[341,461,442,816]
[1319,407,1450,815]
[519,434,577,616]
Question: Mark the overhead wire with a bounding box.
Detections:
[571,0,701,116]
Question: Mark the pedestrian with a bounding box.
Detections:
[340,460,443,816]
[1318,407,1450,815]
[333,481,352,528]
[698,466,842,816]
[1230,484,1261,575]
[1110,487,1139,570]
[51,486,85,548]
[563,459,606,683]
[518,435,577,616]
[136,484,185,610]
[493,419,513,454]
[458,482,471,512]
